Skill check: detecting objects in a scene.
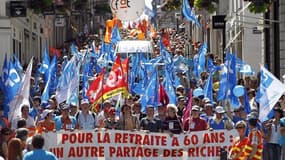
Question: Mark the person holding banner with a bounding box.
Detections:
[163,104,182,134]
[184,105,208,132]
[228,120,248,160]
[76,99,97,130]
[118,104,139,131]
[36,109,55,133]
[54,104,77,131]
[140,105,163,132]
[208,106,234,130]
[103,107,119,129]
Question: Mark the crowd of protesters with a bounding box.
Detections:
[0,28,285,160]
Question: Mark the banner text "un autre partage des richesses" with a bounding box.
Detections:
[43,129,237,160]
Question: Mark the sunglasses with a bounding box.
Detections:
[236,126,245,129]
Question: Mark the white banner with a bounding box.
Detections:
[43,129,238,160]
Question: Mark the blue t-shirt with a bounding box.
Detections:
[29,107,41,120]
[54,116,77,131]
[23,149,58,160]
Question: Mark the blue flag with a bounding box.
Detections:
[228,53,239,107]
[207,58,221,73]
[197,43,207,78]
[243,89,251,114]
[182,0,201,28]
[163,67,177,104]
[217,64,228,101]
[41,55,57,103]
[111,24,121,44]
[38,47,50,74]
[49,56,58,94]
[82,59,90,99]
[203,74,213,102]
[3,60,21,117]
[256,66,285,122]
[141,68,158,112]
[13,54,23,76]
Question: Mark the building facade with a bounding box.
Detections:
[0,0,56,68]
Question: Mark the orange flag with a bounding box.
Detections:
[104,20,113,43]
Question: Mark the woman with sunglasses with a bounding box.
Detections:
[228,120,248,160]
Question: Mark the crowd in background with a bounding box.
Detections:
[1,28,285,160]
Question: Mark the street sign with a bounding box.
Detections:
[10,1,27,17]
[71,10,81,16]
[43,8,55,15]
[55,15,65,27]
[212,15,226,29]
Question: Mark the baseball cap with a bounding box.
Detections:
[191,105,201,111]
[215,106,225,114]
[80,98,89,105]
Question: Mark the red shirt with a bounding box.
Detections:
[184,117,208,131]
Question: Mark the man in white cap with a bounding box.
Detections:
[76,99,97,130]
[208,106,234,130]
[183,105,208,132]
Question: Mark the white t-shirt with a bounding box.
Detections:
[269,123,281,144]
[12,115,35,130]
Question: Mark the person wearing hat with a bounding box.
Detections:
[75,99,97,130]
[103,107,119,129]
[208,106,234,130]
[11,104,35,131]
[228,120,248,160]
[262,104,282,160]
[140,105,162,133]
[0,128,11,159]
[183,105,208,132]
[69,103,78,117]
[200,103,214,122]
[244,112,263,160]
[54,104,77,131]
[163,104,182,134]
[29,96,42,120]
[176,84,186,97]
[36,110,55,133]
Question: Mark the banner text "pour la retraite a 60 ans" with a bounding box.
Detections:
[44,129,237,160]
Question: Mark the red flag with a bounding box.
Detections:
[158,84,169,106]
[182,89,192,129]
[103,55,128,99]
[121,57,129,91]
[87,70,104,111]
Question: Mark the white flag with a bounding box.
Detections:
[258,66,285,122]
[55,57,79,104]
[8,58,33,122]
